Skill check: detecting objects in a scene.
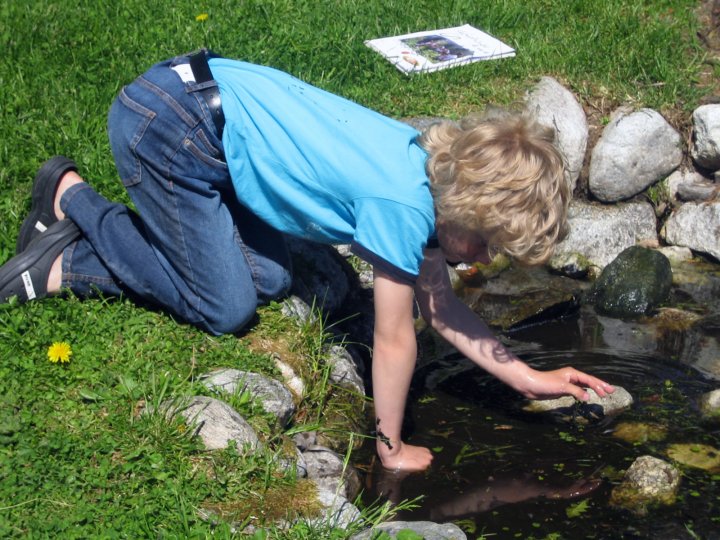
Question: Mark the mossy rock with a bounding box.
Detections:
[588,246,672,318]
[667,443,720,472]
[609,455,680,516]
[612,422,668,444]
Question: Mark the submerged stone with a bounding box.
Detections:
[666,443,720,472]
[698,389,720,424]
[612,422,668,444]
[652,307,702,332]
[588,246,672,318]
[609,455,681,516]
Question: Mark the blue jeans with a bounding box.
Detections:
[60,55,292,335]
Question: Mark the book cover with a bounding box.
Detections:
[365,24,515,75]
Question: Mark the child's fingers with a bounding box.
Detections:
[569,370,615,398]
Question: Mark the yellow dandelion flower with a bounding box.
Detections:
[195,13,208,22]
[48,341,72,364]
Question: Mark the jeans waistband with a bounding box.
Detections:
[183,49,225,140]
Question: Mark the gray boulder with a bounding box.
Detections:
[691,104,720,170]
[200,368,296,427]
[662,201,720,261]
[665,168,713,202]
[525,76,588,191]
[268,485,362,533]
[281,294,315,324]
[310,487,362,530]
[164,396,260,451]
[589,108,682,202]
[551,200,658,273]
[325,344,365,394]
[302,445,361,500]
[351,521,467,540]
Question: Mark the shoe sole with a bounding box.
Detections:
[1,220,80,303]
[16,156,78,254]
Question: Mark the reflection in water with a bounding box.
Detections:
[372,465,602,520]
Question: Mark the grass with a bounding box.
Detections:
[0,0,713,537]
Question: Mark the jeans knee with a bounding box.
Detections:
[199,294,257,335]
[202,306,255,335]
[261,267,292,301]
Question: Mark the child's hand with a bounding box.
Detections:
[377,440,434,472]
[513,365,615,402]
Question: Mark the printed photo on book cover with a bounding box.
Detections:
[402,35,473,63]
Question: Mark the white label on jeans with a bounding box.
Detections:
[21,270,36,300]
[172,64,196,83]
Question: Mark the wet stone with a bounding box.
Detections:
[609,455,681,516]
[588,246,672,318]
[524,386,633,423]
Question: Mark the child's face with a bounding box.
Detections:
[437,223,492,264]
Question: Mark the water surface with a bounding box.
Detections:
[359,317,720,539]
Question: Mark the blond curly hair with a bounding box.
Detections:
[418,112,570,265]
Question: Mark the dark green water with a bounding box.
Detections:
[359,317,720,539]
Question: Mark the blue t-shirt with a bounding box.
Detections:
[209,58,435,285]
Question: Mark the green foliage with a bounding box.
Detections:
[0,295,284,535]
[565,498,590,518]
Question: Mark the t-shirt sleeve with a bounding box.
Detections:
[350,197,435,286]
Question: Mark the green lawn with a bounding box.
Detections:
[0,1,710,537]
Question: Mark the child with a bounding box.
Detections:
[0,50,614,471]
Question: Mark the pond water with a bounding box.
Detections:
[357,315,720,540]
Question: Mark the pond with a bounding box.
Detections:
[357,313,720,539]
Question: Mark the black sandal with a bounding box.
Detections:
[1,219,80,304]
[16,156,78,254]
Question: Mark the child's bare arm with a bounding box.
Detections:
[415,249,614,400]
[372,269,434,471]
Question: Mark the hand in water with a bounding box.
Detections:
[378,440,434,472]
[516,366,615,402]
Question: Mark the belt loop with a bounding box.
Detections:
[188,49,214,84]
